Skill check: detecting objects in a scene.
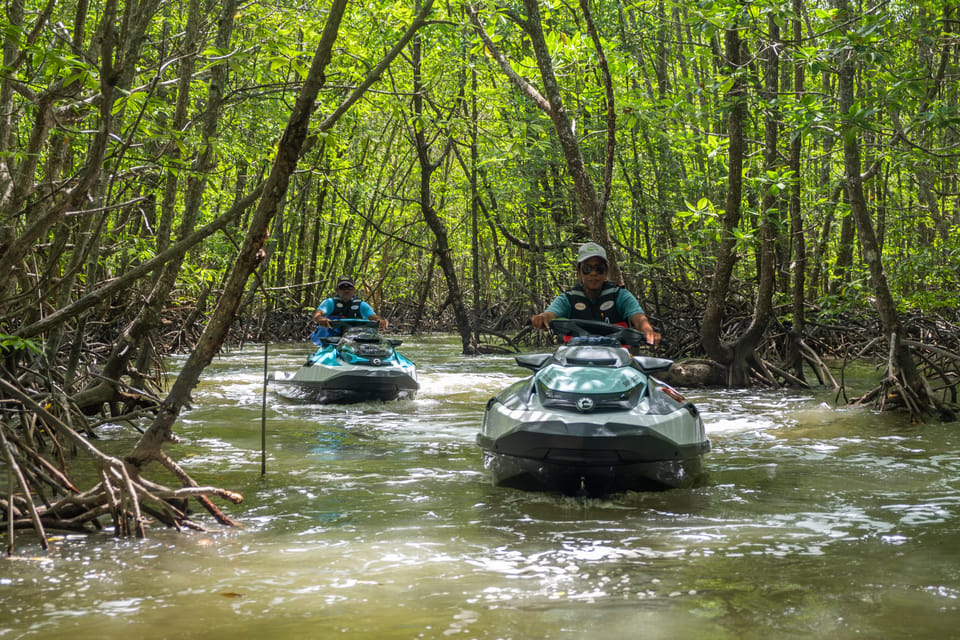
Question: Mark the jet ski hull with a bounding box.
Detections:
[274,365,418,403]
[478,322,709,496]
[479,391,708,494]
[479,422,708,494]
[273,321,418,403]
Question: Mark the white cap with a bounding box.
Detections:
[577,242,607,264]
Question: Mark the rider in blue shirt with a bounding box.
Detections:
[531,242,661,346]
[313,275,388,331]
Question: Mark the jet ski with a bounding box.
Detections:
[272,319,418,403]
[478,318,709,496]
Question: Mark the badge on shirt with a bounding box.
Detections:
[600,301,615,311]
[574,302,587,311]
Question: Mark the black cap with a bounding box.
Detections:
[336,275,355,289]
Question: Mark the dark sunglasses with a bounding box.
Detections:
[338,284,354,290]
[580,263,607,275]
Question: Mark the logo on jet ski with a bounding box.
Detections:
[576,397,595,412]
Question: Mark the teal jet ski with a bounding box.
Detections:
[478,319,709,496]
[273,319,418,403]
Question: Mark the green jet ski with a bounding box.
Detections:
[272,319,418,403]
[478,318,709,496]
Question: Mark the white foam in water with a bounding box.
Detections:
[418,372,524,399]
[706,416,778,435]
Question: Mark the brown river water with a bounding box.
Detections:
[3,334,960,639]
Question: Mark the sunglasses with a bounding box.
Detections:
[338,284,354,290]
[580,263,607,275]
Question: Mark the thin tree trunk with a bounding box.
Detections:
[700,25,746,370]
[412,250,437,334]
[308,167,329,305]
[470,66,481,343]
[730,16,780,386]
[409,10,475,353]
[834,0,938,417]
[786,0,808,380]
[832,199,855,294]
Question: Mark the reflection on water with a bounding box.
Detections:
[3,335,960,639]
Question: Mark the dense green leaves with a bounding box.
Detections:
[0,0,958,346]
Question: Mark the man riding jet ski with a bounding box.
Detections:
[478,319,709,496]
[530,242,661,347]
[313,274,389,334]
[273,319,418,403]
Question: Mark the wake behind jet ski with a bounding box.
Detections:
[272,319,418,403]
[478,319,709,496]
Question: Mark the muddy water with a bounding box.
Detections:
[3,334,960,639]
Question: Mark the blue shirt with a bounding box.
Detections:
[545,287,644,321]
[316,296,377,319]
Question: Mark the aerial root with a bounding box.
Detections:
[797,340,839,389]
[852,334,959,422]
[1,376,244,551]
[2,438,245,546]
[759,358,809,388]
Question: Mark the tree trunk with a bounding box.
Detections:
[128,0,352,466]
[409,11,475,354]
[834,0,943,419]
[700,26,746,371]
[520,0,615,273]
[466,0,618,277]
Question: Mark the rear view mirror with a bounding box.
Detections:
[516,353,552,371]
[634,355,673,374]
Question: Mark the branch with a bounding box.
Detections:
[464,2,552,115]
[315,0,437,134]
[578,0,615,212]
[14,182,263,338]
[0,427,49,550]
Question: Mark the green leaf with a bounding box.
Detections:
[0,334,41,356]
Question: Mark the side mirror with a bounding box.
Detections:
[388,339,403,347]
[516,353,552,371]
[634,355,673,374]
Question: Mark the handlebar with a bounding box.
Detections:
[549,318,648,346]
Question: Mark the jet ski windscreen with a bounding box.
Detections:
[536,364,647,395]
